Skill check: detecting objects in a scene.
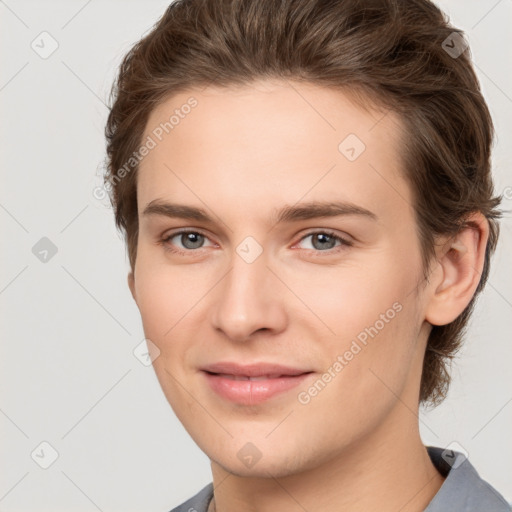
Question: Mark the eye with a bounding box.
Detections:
[161,229,215,254]
[295,230,352,253]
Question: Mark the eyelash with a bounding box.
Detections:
[159,229,353,257]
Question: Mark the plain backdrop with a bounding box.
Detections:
[1,1,511,511]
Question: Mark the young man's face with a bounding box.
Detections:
[130,80,434,477]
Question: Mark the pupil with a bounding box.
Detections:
[183,233,203,249]
[314,233,335,250]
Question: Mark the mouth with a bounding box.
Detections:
[200,362,314,405]
[207,373,296,381]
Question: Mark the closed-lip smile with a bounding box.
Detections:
[201,361,314,405]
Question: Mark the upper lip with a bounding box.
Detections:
[201,362,312,378]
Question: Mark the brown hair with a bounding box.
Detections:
[104,0,502,407]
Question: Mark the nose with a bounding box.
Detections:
[210,248,288,343]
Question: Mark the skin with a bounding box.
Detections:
[128,80,488,512]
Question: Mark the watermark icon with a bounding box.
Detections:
[31,31,59,59]
[297,301,403,405]
[338,133,366,162]
[441,32,469,59]
[441,441,469,469]
[133,338,161,366]
[93,96,198,201]
[503,186,512,200]
[236,236,263,264]
[32,237,58,263]
[31,441,59,469]
[237,442,263,468]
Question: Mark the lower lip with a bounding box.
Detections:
[202,372,313,405]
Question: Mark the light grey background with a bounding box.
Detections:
[1,1,511,511]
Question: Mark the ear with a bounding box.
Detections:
[424,212,489,326]
[128,271,137,302]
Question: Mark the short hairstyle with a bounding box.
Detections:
[103,0,502,408]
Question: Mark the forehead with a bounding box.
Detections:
[137,80,411,225]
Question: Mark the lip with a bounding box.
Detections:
[201,361,311,377]
[201,361,314,405]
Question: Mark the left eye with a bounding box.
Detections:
[296,231,349,251]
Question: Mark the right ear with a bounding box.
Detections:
[128,271,136,302]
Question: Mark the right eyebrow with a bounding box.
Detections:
[142,201,213,222]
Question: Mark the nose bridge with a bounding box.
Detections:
[211,242,286,341]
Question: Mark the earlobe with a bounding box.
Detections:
[128,271,136,302]
[425,213,489,326]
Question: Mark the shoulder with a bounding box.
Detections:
[425,446,511,511]
[168,483,214,512]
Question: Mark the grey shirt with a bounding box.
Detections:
[169,446,511,511]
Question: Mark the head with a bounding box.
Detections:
[104,0,501,476]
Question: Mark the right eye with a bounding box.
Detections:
[161,229,215,255]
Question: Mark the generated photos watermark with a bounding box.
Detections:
[93,96,198,201]
[297,301,403,405]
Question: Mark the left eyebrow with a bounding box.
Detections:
[141,199,378,225]
[271,200,378,224]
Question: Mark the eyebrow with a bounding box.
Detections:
[142,199,378,225]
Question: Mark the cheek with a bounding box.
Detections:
[133,259,194,354]
[291,297,421,450]
[287,256,415,344]
[337,291,423,419]
[302,256,423,399]
[132,262,203,414]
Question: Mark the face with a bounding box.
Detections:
[130,80,433,478]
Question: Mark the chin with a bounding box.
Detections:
[212,455,302,479]
[206,438,324,480]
